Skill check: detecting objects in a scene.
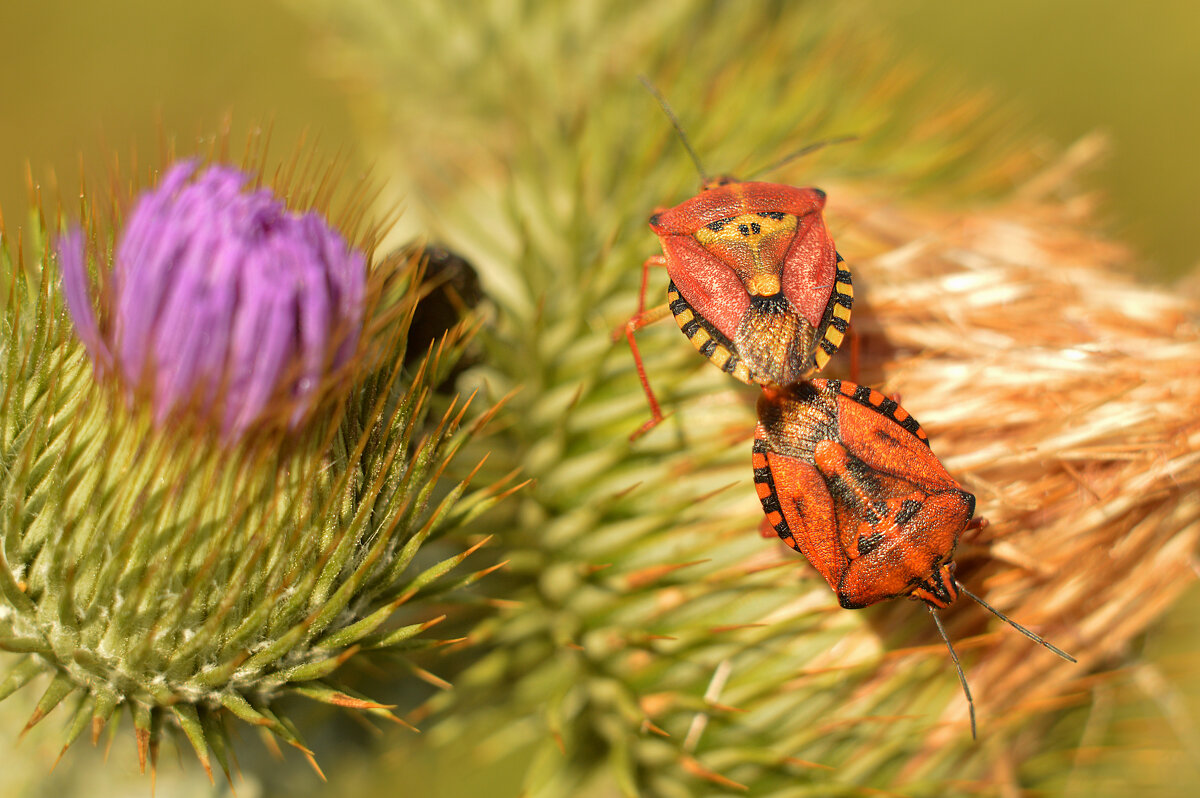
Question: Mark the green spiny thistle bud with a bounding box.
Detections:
[0,147,510,784]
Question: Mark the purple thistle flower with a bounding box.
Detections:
[59,161,366,439]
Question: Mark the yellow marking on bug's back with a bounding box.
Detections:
[814,349,832,370]
[824,327,845,348]
[693,213,797,247]
[674,307,695,329]
[836,281,853,298]
[747,274,780,296]
[731,361,753,383]
[832,303,851,322]
[694,213,797,297]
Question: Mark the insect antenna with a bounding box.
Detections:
[746,136,858,181]
[954,580,1077,663]
[639,75,709,185]
[927,605,977,739]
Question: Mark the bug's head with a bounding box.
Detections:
[836,489,975,609]
[906,492,976,608]
[910,559,959,609]
[701,174,740,191]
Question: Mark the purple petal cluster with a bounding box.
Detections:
[60,161,366,438]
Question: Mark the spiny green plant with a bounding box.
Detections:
[0,145,513,785]
[289,2,1200,796]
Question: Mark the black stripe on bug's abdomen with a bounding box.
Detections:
[812,253,853,373]
[752,438,794,545]
[840,380,931,446]
[852,384,874,405]
[667,280,751,383]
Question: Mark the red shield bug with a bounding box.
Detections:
[620,79,854,439]
[752,379,1075,737]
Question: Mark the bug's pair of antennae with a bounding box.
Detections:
[639,76,710,184]
[928,581,1076,740]
[956,581,1077,663]
[639,75,855,185]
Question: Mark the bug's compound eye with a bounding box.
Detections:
[648,213,662,227]
[811,188,827,201]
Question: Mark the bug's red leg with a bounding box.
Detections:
[617,256,673,440]
[637,255,667,315]
[611,256,669,343]
[757,517,776,539]
[625,303,673,439]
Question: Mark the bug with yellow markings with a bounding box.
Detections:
[621,79,854,439]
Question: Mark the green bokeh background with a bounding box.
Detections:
[0,1,1196,795]
[3,1,1197,278]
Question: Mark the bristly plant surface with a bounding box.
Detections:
[0,149,515,786]
[278,2,1200,795]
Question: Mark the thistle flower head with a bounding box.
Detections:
[59,160,366,439]
[0,145,509,784]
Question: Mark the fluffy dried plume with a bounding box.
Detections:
[836,136,1199,753]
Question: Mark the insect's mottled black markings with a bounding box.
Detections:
[915,567,954,606]
[895,498,923,526]
[812,254,853,370]
[751,437,791,541]
[834,378,929,446]
[857,531,884,555]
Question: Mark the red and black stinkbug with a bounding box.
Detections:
[752,379,1075,737]
[621,79,853,439]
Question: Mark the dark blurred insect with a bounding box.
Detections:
[620,78,853,439]
[753,379,1075,737]
[401,244,483,389]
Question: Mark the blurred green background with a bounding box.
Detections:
[2,0,1196,278]
[0,1,1196,795]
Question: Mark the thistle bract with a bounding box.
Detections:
[0,154,506,783]
[60,161,366,439]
